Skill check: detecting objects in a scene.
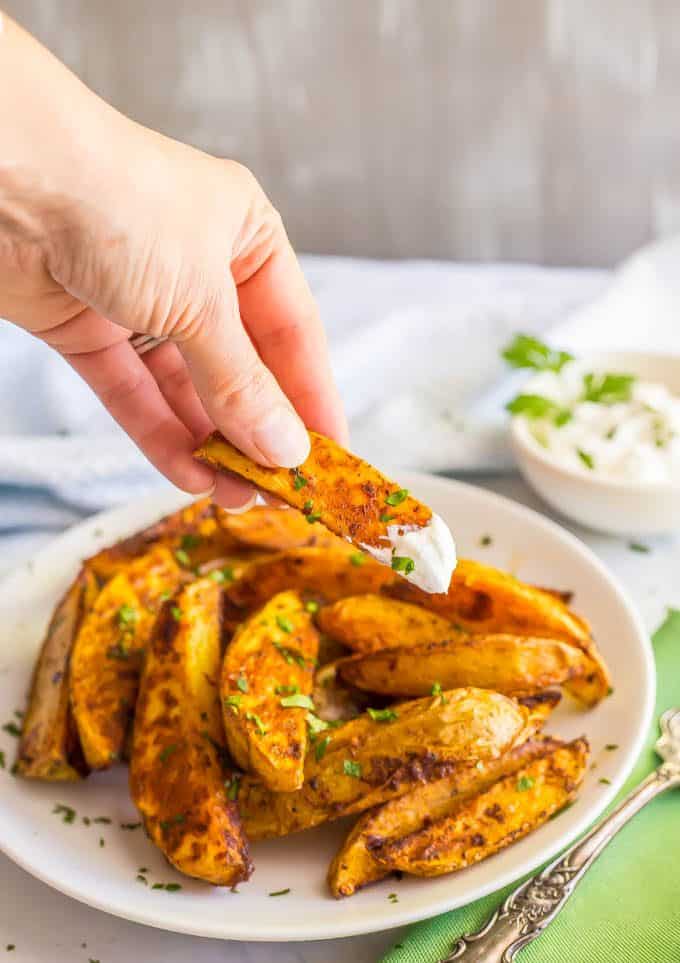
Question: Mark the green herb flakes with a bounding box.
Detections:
[159,744,180,764]
[276,614,294,634]
[268,888,291,897]
[343,759,362,779]
[53,803,76,824]
[170,606,183,622]
[380,513,396,523]
[236,675,249,693]
[479,535,493,547]
[349,553,365,567]
[180,533,201,550]
[306,712,330,736]
[174,548,191,567]
[304,600,319,614]
[224,694,242,712]
[605,744,619,751]
[502,334,573,373]
[137,874,148,885]
[280,693,315,710]
[431,682,443,697]
[117,604,139,628]
[292,469,308,490]
[2,722,21,738]
[576,448,595,470]
[225,775,241,801]
[275,684,300,696]
[629,542,650,554]
[391,555,415,574]
[582,371,636,405]
[367,707,398,723]
[120,821,142,831]
[315,735,331,761]
[0,751,5,769]
[385,488,409,507]
[599,777,612,785]
[516,776,535,792]
[159,814,185,831]
[245,712,267,736]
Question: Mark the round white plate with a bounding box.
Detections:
[0,475,654,942]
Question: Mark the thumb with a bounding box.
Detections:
[177,280,311,469]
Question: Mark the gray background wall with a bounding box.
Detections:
[6,0,680,266]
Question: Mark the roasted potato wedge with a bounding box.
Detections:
[223,547,394,631]
[70,546,181,769]
[328,734,563,897]
[16,568,98,781]
[375,738,589,877]
[216,505,346,552]
[129,577,252,886]
[385,558,611,704]
[222,591,319,792]
[317,594,461,654]
[238,687,545,840]
[338,635,594,702]
[195,430,432,548]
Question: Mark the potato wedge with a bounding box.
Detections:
[216,505,346,552]
[385,558,611,705]
[223,547,394,631]
[16,568,98,781]
[328,734,563,897]
[317,594,463,654]
[129,577,252,886]
[222,591,319,792]
[375,738,589,877]
[70,546,181,769]
[338,635,594,701]
[238,687,544,840]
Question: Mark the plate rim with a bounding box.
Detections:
[0,474,656,942]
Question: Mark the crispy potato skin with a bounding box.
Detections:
[17,568,98,781]
[376,738,589,877]
[338,635,594,701]
[217,505,345,552]
[385,559,611,705]
[195,430,432,550]
[223,548,394,631]
[130,578,252,886]
[222,591,319,792]
[328,735,563,897]
[239,688,537,840]
[317,594,460,654]
[70,547,181,769]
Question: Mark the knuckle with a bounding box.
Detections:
[211,359,272,414]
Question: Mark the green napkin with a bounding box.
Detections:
[381,610,680,963]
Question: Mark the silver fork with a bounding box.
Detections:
[441,708,680,962]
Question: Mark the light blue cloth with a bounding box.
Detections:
[0,256,610,533]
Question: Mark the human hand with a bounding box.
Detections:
[0,14,347,509]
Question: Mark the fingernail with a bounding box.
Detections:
[223,491,258,515]
[252,407,310,468]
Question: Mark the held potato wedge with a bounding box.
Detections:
[317,594,462,654]
[195,430,456,594]
[223,547,394,631]
[238,687,545,840]
[328,734,563,897]
[222,590,320,792]
[16,567,98,781]
[385,558,611,705]
[129,577,252,886]
[216,505,346,552]
[70,546,182,769]
[338,635,595,702]
[375,738,589,877]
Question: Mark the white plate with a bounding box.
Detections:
[0,475,654,942]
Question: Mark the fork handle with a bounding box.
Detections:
[441,763,680,962]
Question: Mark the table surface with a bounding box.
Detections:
[2,474,677,963]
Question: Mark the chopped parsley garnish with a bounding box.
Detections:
[385,488,409,507]
[506,394,559,418]
[576,448,595,470]
[2,721,21,738]
[159,744,180,764]
[117,604,139,628]
[276,615,294,634]
[315,735,331,761]
[245,712,267,736]
[159,814,185,830]
[224,694,242,712]
[236,675,249,693]
[152,882,182,892]
[380,512,396,523]
[391,555,415,574]
[6,946,15,952]
[516,776,535,792]
[343,759,362,779]
[306,512,321,524]
[629,542,650,554]
[0,751,5,769]
[306,712,330,736]
[174,549,191,567]
[304,600,319,614]
[180,533,201,550]
[170,606,183,622]
[605,426,617,440]
[120,821,142,830]
[349,553,365,567]
[280,693,315,710]
[106,641,131,661]
[582,371,636,405]
[599,777,612,785]
[292,469,308,490]
[225,774,240,801]
[92,816,111,824]
[502,334,573,373]
[82,816,91,826]
[388,892,399,903]
[367,708,398,723]
[275,684,299,696]
[273,642,309,668]
[431,682,443,697]
[268,888,291,897]
[480,535,493,547]
[159,591,172,602]
[52,803,76,824]
[605,744,619,751]
[209,566,235,583]
[137,874,148,885]
[99,837,105,847]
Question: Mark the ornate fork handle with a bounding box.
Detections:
[442,762,680,962]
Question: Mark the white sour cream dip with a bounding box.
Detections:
[361,512,457,594]
[517,364,680,484]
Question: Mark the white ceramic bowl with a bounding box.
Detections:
[510,350,680,535]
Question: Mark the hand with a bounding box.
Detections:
[0,14,347,509]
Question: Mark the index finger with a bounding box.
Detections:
[234,218,349,446]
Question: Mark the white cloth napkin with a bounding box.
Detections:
[1,236,679,532]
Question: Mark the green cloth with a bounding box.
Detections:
[381,610,680,963]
